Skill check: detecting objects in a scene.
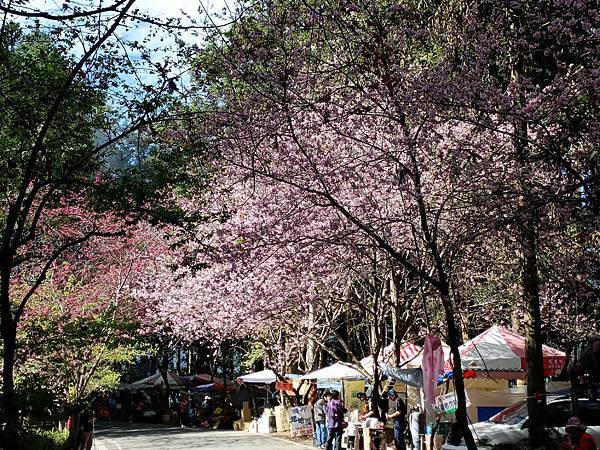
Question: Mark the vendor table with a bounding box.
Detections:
[344,423,363,450]
[362,426,390,450]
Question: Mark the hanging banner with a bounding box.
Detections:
[276,381,294,395]
[433,391,471,415]
[343,380,365,410]
[289,405,313,437]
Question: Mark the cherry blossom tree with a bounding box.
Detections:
[188,5,516,447]
[418,1,599,441]
[185,1,598,446]
[15,221,165,412]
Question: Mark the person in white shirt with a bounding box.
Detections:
[409,406,422,449]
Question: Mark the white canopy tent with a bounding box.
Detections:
[123,371,184,390]
[300,362,365,380]
[237,369,301,384]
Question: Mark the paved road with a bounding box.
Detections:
[94,423,314,450]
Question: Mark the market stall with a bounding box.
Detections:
[234,369,302,433]
[118,371,185,423]
[445,325,567,378]
[124,371,184,391]
[432,326,567,426]
[359,342,423,374]
[301,362,366,381]
[300,363,374,448]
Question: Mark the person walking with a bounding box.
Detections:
[325,390,346,450]
[178,394,189,427]
[386,390,407,450]
[313,391,329,448]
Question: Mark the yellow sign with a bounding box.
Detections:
[343,380,365,410]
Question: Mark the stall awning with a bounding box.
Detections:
[359,342,422,373]
[446,325,567,377]
[300,362,365,380]
[379,365,423,388]
[122,371,184,390]
[237,369,301,384]
[190,382,234,393]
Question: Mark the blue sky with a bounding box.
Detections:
[12,0,235,89]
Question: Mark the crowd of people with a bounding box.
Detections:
[312,388,419,450]
[176,393,237,429]
[91,390,154,422]
[65,389,240,450]
[312,389,597,450]
[86,388,239,429]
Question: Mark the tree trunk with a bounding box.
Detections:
[1,263,20,449]
[160,347,172,410]
[521,207,547,445]
[513,99,547,447]
[440,290,477,450]
[390,269,402,367]
[305,305,320,372]
[372,363,384,420]
[1,320,19,448]
[509,5,548,443]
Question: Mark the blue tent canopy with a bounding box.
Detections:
[379,364,423,388]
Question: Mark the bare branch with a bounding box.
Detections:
[0,1,129,21]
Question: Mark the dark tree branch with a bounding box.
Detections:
[0,1,129,20]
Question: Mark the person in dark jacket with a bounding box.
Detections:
[386,390,407,450]
[326,390,346,450]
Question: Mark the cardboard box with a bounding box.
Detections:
[274,405,290,432]
[242,401,252,422]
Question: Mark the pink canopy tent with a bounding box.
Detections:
[360,341,422,373]
[446,325,567,378]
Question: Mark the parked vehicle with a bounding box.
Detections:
[441,396,600,449]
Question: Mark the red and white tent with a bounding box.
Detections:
[360,341,422,373]
[446,325,567,378]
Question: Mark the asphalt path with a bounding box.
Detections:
[94,422,315,450]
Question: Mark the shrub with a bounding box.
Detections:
[20,427,69,450]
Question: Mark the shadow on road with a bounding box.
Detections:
[96,421,210,436]
[94,422,303,449]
